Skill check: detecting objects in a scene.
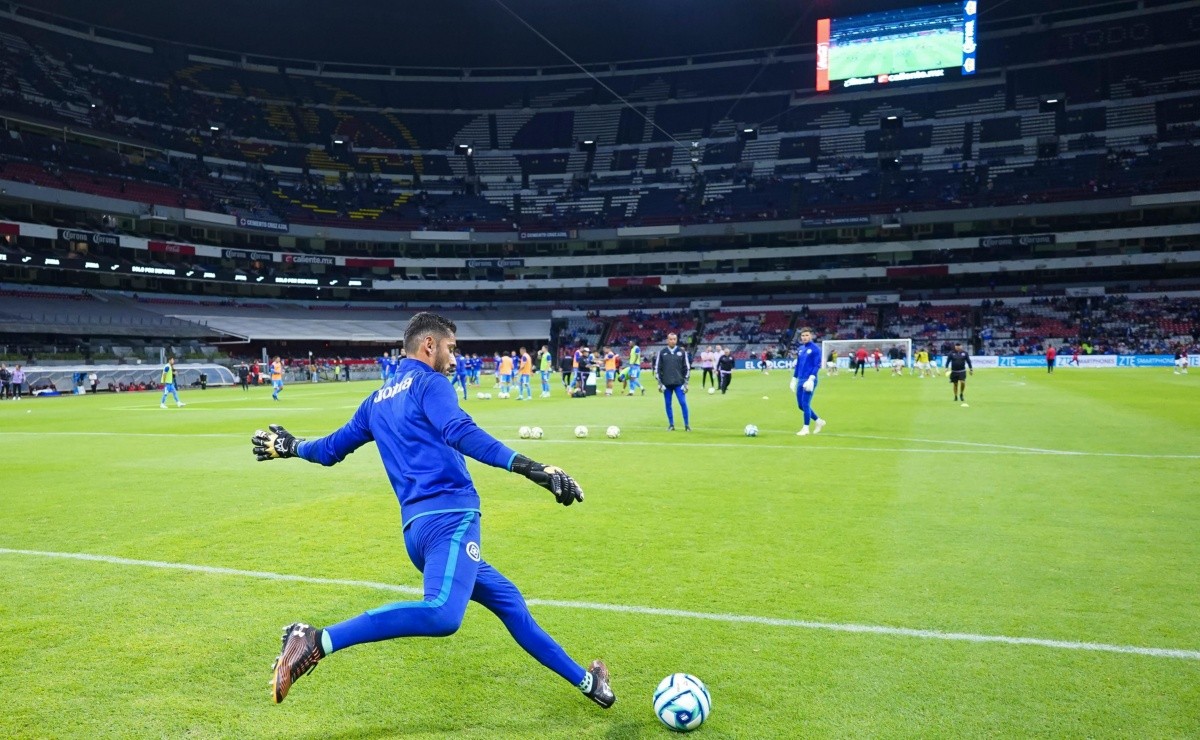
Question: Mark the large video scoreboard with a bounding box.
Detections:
[817,1,977,92]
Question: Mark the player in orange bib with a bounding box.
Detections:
[517,347,534,400]
[271,357,285,401]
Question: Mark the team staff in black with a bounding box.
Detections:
[654,333,691,431]
[946,342,973,403]
[716,348,735,394]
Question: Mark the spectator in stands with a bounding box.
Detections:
[159,357,185,409]
[654,333,691,432]
[10,365,25,400]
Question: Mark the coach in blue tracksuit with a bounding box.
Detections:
[252,312,614,710]
[791,327,826,436]
[654,332,691,431]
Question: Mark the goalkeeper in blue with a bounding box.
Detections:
[251,312,615,711]
[790,328,825,436]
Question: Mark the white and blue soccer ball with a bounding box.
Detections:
[518,426,532,439]
[606,425,621,439]
[744,424,759,437]
[574,425,589,438]
[654,673,711,732]
[530,426,544,439]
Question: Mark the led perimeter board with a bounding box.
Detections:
[816,1,977,92]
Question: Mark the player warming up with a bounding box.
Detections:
[790,328,825,436]
[159,356,185,408]
[250,312,614,711]
[946,342,974,403]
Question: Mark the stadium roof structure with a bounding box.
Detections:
[168,315,551,343]
[21,0,1119,69]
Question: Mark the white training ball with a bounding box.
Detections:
[606,425,621,439]
[574,425,589,438]
[761,396,769,400]
[518,426,532,439]
[476,392,485,399]
[530,426,544,439]
[483,393,492,399]
[707,387,715,395]
[654,673,711,732]
[744,424,759,437]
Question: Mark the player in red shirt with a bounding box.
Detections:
[1046,345,1057,374]
[854,347,868,377]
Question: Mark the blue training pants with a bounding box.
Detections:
[322,511,586,686]
[663,384,689,427]
[796,380,820,425]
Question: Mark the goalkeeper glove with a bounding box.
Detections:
[252,424,303,461]
[789,377,799,392]
[802,376,815,393]
[510,454,584,506]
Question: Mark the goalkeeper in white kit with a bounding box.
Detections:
[790,328,825,436]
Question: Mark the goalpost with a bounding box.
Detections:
[820,338,913,372]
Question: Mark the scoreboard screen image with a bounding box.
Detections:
[816,1,977,92]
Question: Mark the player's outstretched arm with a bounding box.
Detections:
[510,454,585,506]
[251,424,303,461]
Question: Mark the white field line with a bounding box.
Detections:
[0,430,1196,460]
[1,548,1196,661]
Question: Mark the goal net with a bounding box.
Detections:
[820,338,913,370]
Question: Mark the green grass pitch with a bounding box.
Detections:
[831,31,963,81]
[1,368,1198,738]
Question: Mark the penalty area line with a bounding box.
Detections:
[1,547,1197,662]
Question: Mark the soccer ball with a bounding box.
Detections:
[654,673,711,732]
[744,424,758,437]
[483,393,493,399]
[530,426,544,439]
[476,392,485,399]
[498,392,509,399]
[606,425,620,438]
[518,426,532,439]
[707,387,715,395]
[574,425,589,438]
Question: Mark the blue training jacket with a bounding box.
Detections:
[793,341,822,383]
[296,358,518,526]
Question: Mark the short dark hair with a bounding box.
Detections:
[799,327,814,334]
[404,312,457,353]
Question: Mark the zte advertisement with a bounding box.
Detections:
[817,1,977,92]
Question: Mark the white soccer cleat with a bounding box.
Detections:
[796,426,810,436]
[813,419,826,434]
[160,403,167,409]
[177,402,186,407]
